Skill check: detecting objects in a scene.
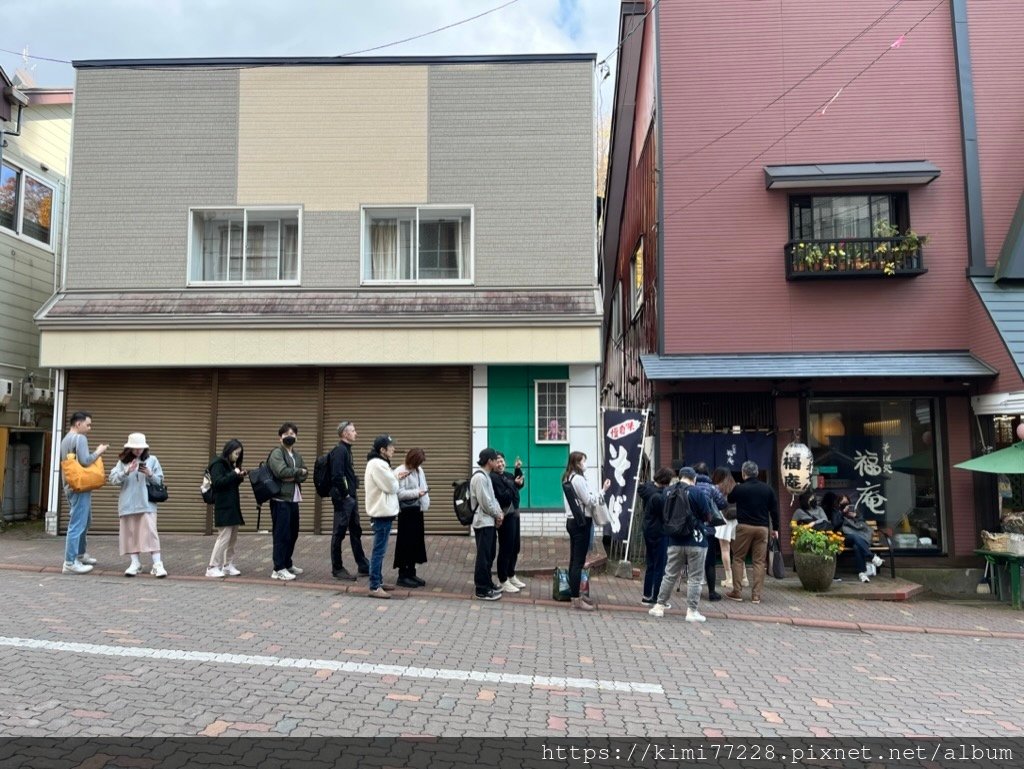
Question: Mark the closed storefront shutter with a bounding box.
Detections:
[63,369,213,534]
[323,366,471,534]
[213,368,321,533]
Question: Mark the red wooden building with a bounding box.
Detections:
[601,0,1024,567]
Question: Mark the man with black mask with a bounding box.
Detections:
[268,422,308,581]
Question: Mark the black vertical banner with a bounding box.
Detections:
[602,409,647,543]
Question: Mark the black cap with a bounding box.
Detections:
[478,448,499,466]
[372,435,394,454]
[678,467,697,482]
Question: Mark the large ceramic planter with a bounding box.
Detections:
[794,551,836,592]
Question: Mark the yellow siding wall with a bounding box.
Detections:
[237,67,428,211]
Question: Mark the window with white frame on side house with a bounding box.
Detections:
[361,205,472,283]
[536,380,569,444]
[0,160,56,248]
[629,238,643,319]
[188,207,301,285]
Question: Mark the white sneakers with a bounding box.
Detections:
[509,576,527,589]
[124,562,142,577]
[500,580,520,593]
[287,565,303,575]
[648,603,666,617]
[62,561,93,575]
[77,553,98,565]
[866,563,877,577]
[206,566,226,578]
[223,563,241,576]
[872,555,884,568]
[685,609,707,623]
[271,569,296,581]
[151,563,167,578]
[859,571,871,583]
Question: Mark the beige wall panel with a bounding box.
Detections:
[40,327,602,368]
[14,105,73,174]
[237,67,428,211]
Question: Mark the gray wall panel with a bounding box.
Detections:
[300,211,360,288]
[428,62,595,289]
[66,69,239,289]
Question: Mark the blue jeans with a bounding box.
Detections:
[64,491,91,563]
[369,518,393,590]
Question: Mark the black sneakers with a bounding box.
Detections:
[332,568,356,581]
[474,589,502,601]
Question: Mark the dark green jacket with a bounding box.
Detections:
[268,445,308,501]
[209,456,245,528]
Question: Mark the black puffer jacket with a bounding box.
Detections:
[209,456,246,528]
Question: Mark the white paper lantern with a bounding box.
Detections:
[780,441,814,494]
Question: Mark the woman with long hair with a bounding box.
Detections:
[711,466,746,592]
[394,447,429,588]
[562,451,610,611]
[108,432,166,577]
[206,439,247,578]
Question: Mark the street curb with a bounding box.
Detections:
[6,563,1023,641]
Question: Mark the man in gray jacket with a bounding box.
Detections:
[60,411,108,574]
[470,448,504,601]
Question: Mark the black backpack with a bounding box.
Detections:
[312,448,336,499]
[663,483,699,539]
[451,470,483,526]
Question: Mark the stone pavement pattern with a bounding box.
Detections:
[1,531,1024,637]
[0,571,1022,737]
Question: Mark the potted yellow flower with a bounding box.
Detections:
[790,521,845,592]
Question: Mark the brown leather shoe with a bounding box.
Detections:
[724,591,743,602]
[571,597,595,611]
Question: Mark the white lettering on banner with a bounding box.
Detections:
[853,450,882,477]
[607,444,631,486]
[882,442,893,475]
[856,483,887,515]
[606,494,625,533]
[606,419,642,441]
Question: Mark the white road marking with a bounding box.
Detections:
[0,636,663,694]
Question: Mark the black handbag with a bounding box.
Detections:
[147,482,168,503]
[768,533,786,579]
[249,453,281,505]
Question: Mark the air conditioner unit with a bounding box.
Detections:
[29,387,52,405]
[0,378,13,408]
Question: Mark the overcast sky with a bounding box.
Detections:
[0,0,619,94]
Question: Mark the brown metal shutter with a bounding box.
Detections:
[63,369,213,534]
[213,367,321,533]
[323,366,471,534]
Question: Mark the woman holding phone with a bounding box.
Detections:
[562,451,610,611]
[108,432,166,578]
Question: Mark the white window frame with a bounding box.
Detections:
[535,380,570,445]
[630,238,644,319]
[360,204,474,285]
[0,159,58,252]
[187,205,303,286]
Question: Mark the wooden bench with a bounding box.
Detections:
[975,549,1024,609]
[839,528,896,578]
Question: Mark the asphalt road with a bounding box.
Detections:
[0,571,1021,738]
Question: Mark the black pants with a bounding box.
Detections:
[496,512,521,582]
[473,526,498,594]
[330,495,368,572]
[566,517,592,598]
[270,499,300,571]
[704,534,718,595]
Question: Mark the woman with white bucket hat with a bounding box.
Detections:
[108,432,167,577]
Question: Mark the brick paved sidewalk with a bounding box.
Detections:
[2,528,1023,638]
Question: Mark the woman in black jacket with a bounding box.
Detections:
[639,466,675,605]
[206,439,247,578]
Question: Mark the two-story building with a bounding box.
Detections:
[601,0,1024,568]
[1,67,72,523]
[36,54,601,537]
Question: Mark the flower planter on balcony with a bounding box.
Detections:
[785,237,927,280]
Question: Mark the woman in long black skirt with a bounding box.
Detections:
[394,447,429,588]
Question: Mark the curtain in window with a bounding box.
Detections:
[281,223,299,280]
[458,216,470,279]
[371,220,399,280]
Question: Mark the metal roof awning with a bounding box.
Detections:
[970,276,1024,378]
[763,161,941,190]
[640,351,997,381]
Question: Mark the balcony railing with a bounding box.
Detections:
[784,237,926,280]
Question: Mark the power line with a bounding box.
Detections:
[659,0,946,225]
[662,0,905,171]
[597,0,661,68]
[0,0,523,69]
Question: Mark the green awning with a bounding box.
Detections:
[954,443,1024,474]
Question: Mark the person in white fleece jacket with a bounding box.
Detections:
[364,435,409,599]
